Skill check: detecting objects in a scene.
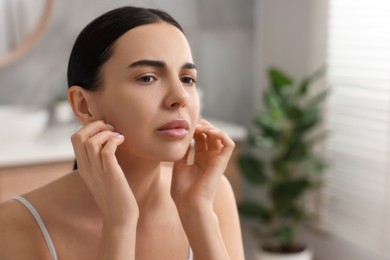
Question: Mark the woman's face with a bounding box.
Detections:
[90,22,200,162]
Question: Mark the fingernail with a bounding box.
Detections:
[106,124,114,130]
[196,123,202,127]
[115,133,124,139]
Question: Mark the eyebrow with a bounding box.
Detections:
[128,59,197,70]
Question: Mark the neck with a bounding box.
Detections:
[115,151,168,209]
[73,152,172,218]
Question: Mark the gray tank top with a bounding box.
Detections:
[13,195,193,260]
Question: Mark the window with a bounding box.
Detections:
[325,0,390,256]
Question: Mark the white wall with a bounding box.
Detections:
[252,0,328,111]
[0,1,7,57]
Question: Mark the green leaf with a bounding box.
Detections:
[250,135,275,149]
[238,200,271,222]
[270,178,311,203]
[263,91,285,121]
[268,68,293,92]
[298,78,310,96]
[264,91,280,110]
[254,114,282,140]
[238,155,267,184]
[286,106,303,120]
[295,108,320,133]
[306,89,329,108]
[279,137,309,163]
[304,156,328,175]
[297,66,326,96]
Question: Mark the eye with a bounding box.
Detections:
[181,76,196,86]
[137,75,157,83]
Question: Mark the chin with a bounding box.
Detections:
[160,151,188,162]
[158,144,190,162]
[121,136,193,162]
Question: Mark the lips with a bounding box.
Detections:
[157,119,189,138]
[158,119,189,130]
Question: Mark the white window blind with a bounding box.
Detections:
[325,0,390,256]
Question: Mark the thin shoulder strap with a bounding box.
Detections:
[188,246,193,260]
[13,196,58,260]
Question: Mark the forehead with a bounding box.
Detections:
[110,22,193,65]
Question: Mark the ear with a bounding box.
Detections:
[67,86,98,125]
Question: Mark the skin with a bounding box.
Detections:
[0,22,245,260]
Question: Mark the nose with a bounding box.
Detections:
[164,79,188,109]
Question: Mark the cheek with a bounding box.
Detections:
[107,108,147,136]
[109,111,151,156]
[98,92,149,126]
[190,94,200,119]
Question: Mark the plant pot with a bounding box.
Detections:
[257,247,313,260]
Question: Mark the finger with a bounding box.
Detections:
[195,125,223,151]
[198,126,235,157]
[196,119,236,166]
[210,129,235,153]
[85,130,121,173]
[193,128,207,153]
[71,121,115,173]
[205,129,224,151]
[101,134,125,175]
[74,120,115,142]
[196,122,234,147]
[194,119,221,149]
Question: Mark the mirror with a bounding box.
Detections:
[0,0,54,68]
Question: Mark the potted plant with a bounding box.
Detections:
[238,67,328,260]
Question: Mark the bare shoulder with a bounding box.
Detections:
[0,172,76,259]
[214,176,246,259]
[214,175,238,212]
[0,198,51,259]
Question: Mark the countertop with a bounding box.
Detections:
[0,117,248,168]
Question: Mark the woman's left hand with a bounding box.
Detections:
[171,118,235,212]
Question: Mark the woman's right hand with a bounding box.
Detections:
[71,120,137,259]
[70,120,139,227]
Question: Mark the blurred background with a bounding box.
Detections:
[1,0,390,259]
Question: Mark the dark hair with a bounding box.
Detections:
[68,6,183,171]
[67,6,183,91]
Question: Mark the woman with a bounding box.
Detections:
[0,6,244,260]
